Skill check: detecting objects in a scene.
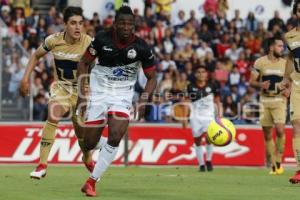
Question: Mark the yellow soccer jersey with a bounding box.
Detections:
[285,28,300,85]
[42,32,92,86]
[253,55,286,100]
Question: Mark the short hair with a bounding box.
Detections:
[63,6,83,23]
[195,65,208,72]
[115,5,134,21]
[293,0,300,14]
[267,36,283,52]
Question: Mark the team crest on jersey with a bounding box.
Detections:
[205,87,211,93]
[89,47,96,56]
[127,49,137,59]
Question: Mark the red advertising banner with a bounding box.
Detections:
[0,124,295,166]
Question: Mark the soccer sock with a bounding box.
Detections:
[78,138,92,164]
[91,143,118,180]
[94,137,108,150]
[206,144,213,161]
[195,145,204,166]
[292,136,300,171]
[39,121,57,164]
[275,134,285,165]
[265,139,276,169]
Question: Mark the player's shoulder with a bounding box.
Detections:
[284,28,298,40]
[81,33,92,42]
[254,55,268,66]
[134,35,150,48]
[45,32,64,43]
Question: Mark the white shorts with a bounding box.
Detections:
[190,117,214,138]
[84,67,135,124]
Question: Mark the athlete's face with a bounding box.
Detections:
[65,15,84,40]
[271,40,284,58]
[115,14,135,41]
[195,68,208,82]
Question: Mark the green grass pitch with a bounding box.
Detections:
[0,165,299,200]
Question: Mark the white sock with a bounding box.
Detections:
[206,144,213,161]
[94,137,108,150]
[195,145,204,166]
[91,143,118,180]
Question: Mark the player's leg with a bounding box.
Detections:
[82,115,129,196]
[30,100,68,179]
[190,118,206,171]
[288,88,300,183]
[205,133,213,172]
[260,103,276,173]
[262,126,276,174]
[290,119,300,183]
[194,136,205,172]
[270,100,286,174]
[274,123,285,174]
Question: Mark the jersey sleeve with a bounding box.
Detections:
[253,58,261,74]
[212,83,220,97]
[42,34,56,52]
[140,41,155,73]
[83,33,103,62]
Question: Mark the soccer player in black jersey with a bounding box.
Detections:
[76,5,157,196]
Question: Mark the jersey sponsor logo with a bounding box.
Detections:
[103,46,113,51]
[127,49,137,59]
[205,87,212,93]
[113,68,126,77]
[89,47,97,56]
[53,51,80,59]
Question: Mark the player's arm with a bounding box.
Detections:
[19,45,48,97]
[139,69,157,120]
[249,65,270,90]
[214,95,222,118]
[279,52,293,97]
[76,44,97,116]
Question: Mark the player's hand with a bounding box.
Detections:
[281,88,291,98]
[19,78,30,97]
[138,104,146,121]
[261,80,270,90]
[279,79,291,90]
[76,96,87,118]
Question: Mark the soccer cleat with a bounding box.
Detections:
[206,161,213,172]
[275,166,284,175]
[84,160,96,173]
[30,163,47,179]
[289,170,300,184]
[269,170,277,175]
[81,178,97,197]
[199,165,205,172]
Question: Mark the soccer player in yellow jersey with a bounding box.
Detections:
[281,0,300,184]
[250,36,287,175]
[19,7,95,179]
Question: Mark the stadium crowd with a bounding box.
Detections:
[0,0,294,123]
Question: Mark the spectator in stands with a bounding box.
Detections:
[201,9,216,33]
[231,9,243,32]
[25,7,40,29]
[268,10,286,32]
[1,5,11,25]
[228,66,240,86]
[223,95,238,119]
[225,42,243,62]
[33,93,47,121]
[218,0,229,13]
[203,0,218,15]
[245,12,258,33]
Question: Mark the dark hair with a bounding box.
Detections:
[115,5,134,21]
[195,65,208,72]
[293,0,300,14]
[267,36,283,52]
[63,6,83,23]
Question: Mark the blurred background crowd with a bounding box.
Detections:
[0,0,294,123]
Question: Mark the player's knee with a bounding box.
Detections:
[107,134,122,147]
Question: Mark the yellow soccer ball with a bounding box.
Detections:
[207,118,236,146]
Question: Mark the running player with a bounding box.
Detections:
[281,0,300,184]
[76,5,157,196]
[249,36,287,175]
[187,66,222,172]
[19,7,95,179]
